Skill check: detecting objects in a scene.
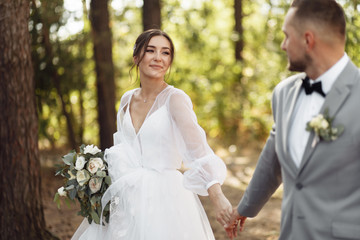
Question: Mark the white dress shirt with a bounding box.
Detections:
[288,53,349,168]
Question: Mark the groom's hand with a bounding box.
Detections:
[224,208,247,239]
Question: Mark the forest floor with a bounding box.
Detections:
[41,142,282,240]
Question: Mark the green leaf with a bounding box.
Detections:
[80,144,86,154]
[65,197,74,208]
[53,193,61,209]
[69,188,77,200]
[55,169,63,176]
[96,170,106,178]
[63,151,76,165]
[90,195,100,207]
[104,176,112,185]
[103,202,110,211]
[65,184,75,191]
[90,210,100,224]
[67,179,78,187]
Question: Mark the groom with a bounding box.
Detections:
[225,0,360,239]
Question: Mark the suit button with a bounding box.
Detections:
[296,183,303,190]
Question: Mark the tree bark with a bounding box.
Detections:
[234,0,244,61]
[0,0,57,239]
[143,0,162,30]
[89,0,116,149]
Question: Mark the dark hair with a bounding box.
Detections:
[291,0,346,38]
[130,29,175,74]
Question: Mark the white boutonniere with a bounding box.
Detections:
[306,108,344,147]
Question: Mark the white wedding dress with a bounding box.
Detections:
[72,86,226,240]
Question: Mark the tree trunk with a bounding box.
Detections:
[0,0,57,239]
[89,0,116,149]
[234,0,244,61]
[143,0,162,30]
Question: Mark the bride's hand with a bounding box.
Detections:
[207,184,233,227]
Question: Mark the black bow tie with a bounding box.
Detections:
[301,76,326,97]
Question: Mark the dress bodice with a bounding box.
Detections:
[122,101,182,171]
[110,86,226,196]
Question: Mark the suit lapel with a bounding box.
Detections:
[298,61,359,173]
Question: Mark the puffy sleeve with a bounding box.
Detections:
[168,90,227,196]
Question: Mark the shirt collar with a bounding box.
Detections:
[312,53,349,94]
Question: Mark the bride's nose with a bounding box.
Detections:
[153,52,161,61]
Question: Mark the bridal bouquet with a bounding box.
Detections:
[54,144,112,224]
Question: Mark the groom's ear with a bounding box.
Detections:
[304,31,315,51]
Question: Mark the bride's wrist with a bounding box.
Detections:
[208,184,224,202]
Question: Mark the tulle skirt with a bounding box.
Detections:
[72,145,215,240]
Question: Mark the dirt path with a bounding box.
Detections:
[41,145,281,240]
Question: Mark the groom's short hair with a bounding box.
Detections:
[291,0,346,40]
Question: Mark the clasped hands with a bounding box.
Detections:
[216,206,247,239]
[208,184,246,239]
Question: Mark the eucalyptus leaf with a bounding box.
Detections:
[69,188,77,200]
[53,193,61,209]
[63,151,76,165]
[67,179,78,187]
[96,170,106,178]
[65,197,74,208]
[80,144,86,154]
[104,176,112,185]
[103,202,110,211]
[65,185,75,191]
[90,210,100,224]
[55,169,62,176]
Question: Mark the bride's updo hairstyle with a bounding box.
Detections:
[130,29,175,82]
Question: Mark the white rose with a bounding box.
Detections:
[75,156,86,170]
[76,170,90,186]
[87,157,104,174]
[89,178,103,194]
[84,144,101,155]
[310,114,323,128]
[309,118,318,128]
[68,170,76,180]
[320,119,329,129]
[57,186,67,197]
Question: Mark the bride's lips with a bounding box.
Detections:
[149,64,163,69]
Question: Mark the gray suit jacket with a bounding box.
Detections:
[238,60,360,240]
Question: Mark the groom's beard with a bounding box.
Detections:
[288,53,312,72]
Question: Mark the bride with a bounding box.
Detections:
[72,29,232,240]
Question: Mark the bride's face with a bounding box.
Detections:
[135,36,172,80]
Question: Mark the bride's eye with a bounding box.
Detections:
[146,49,154,53]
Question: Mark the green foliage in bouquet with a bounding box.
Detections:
[54,144,112,224]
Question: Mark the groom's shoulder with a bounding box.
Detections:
[274,72,305,92]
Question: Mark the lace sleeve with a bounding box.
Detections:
[168,90,226,196]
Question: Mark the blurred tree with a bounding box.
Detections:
[0,0,57,239]
[89,0,116,149]
[30,0,93,149]
[344,0,360,64]
[28,0,360,150]
[234,0,244,61]
[143,0,162,30]
[31,0,77,149]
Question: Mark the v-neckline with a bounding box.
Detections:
[127,85,169,136]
